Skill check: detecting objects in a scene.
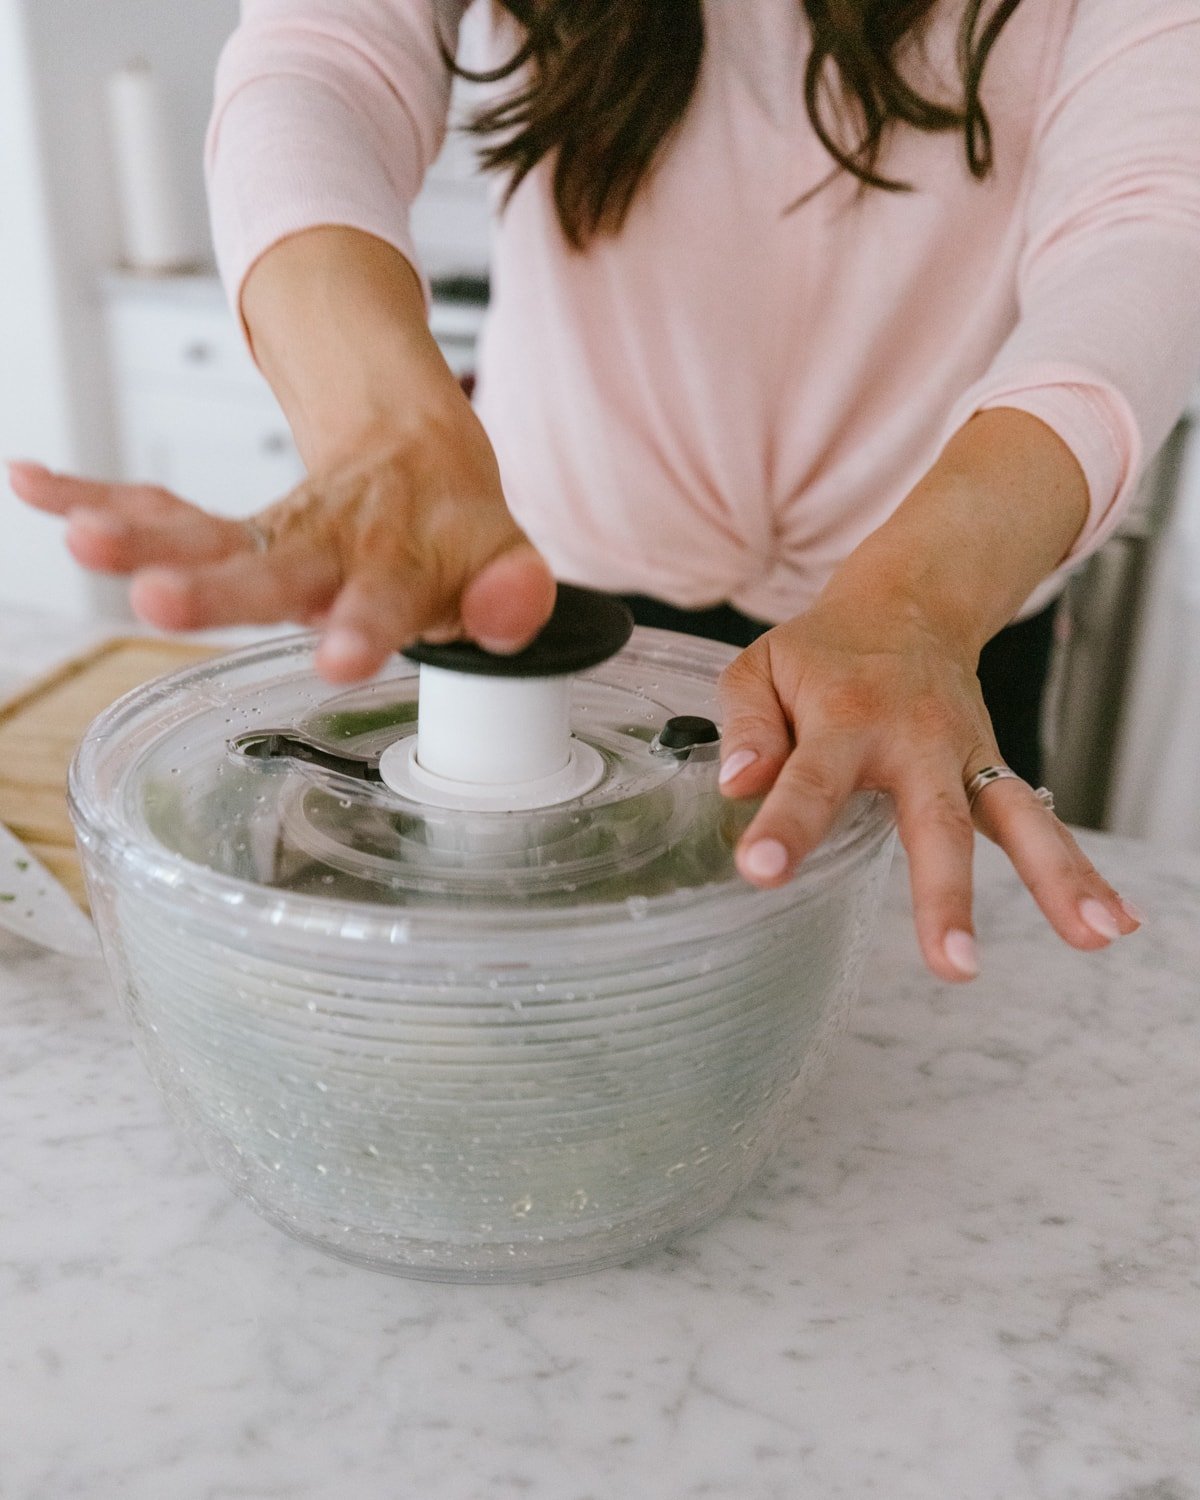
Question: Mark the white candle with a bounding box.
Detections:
[105,59,195,273]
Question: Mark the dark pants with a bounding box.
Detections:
[621,594,1057,787]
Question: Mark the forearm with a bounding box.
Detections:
[241,226,466,469]
[818,408,1089,658]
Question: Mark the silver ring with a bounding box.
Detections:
[964,764,1020,809]
[965,765,1057,815]
[242,518,271,554]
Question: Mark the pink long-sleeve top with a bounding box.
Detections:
[207,0,1200,623]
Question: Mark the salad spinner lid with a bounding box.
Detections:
[69,622,893,932]
[73,588,805,911]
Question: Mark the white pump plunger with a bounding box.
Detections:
[416,664,571,784]
[378,663,606,811]
[377,584,633,812]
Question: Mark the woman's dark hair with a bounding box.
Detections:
[456,0,1026,249]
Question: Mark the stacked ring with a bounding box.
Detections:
[242,519,271,555]
[965,765,1055,814]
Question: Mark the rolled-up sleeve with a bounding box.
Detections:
[205,0,468,316]
[944,0,1200,583]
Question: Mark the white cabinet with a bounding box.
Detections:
[103,271,487,518]
[104,274,305,515]
[115,387,304,516]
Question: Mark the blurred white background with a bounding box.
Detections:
[0,1,239,613]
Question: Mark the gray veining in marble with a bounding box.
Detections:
[1,610,1198,1500]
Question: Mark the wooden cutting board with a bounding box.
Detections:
[0,637,216,909]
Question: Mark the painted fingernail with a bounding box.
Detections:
[741,838,790,881]
[719,749,758,786]
[1119,897,1147,927]
[321,627,373,666]
[1079,898,1121,942]
[943,929,980,979]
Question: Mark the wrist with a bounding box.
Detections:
[814,559,986,670]
[816,507,994,664]
[295,368,472,474]
[241,226,467,470]
[818,408,1088,660]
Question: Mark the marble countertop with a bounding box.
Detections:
[2,607,1199,1500]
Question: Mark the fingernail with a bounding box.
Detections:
[321,627,372,665]
[1119,897,1147,927]
[943,928,980,979]
[476,635,528,656]
[68,508,122,535]
[741,837,790,881]
[1080,898,1121,942]
[719,749,758,786]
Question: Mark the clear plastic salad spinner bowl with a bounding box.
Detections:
[69,586,896,1281]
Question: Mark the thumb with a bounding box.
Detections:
[460,542,557,653]
[715,646,794,797]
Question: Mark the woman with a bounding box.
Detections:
[12,0,1200,979]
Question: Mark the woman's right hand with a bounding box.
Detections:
[8,395,557,685]
[10,228,556,683]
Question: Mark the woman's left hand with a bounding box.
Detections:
[716,595,1141,983]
